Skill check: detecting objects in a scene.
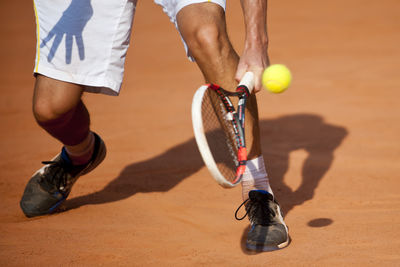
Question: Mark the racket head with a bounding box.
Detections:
[192,85,245,188]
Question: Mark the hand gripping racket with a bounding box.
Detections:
[192,72,255,188]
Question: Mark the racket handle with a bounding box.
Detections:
[238,72,255,93]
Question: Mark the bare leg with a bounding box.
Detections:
[33,75,85,124]
[177,4,289,251]
[20,75,104,217]
[33,75,93,164]
[177,3,261,159]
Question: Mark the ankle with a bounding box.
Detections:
[64,132,95,165]
[241,156,273,201]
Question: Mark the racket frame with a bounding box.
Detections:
[192,72,254,188]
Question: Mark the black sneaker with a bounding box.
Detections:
[20,132,106,217]
[235,190,289,251]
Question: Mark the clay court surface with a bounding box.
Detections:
[1,1,399,265]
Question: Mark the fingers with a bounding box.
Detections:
[48,33,63,62]
[41,30,55,48]
[251,67,264,93]
[75,35,85,60]
[235,61,247,84]
[235,65,264,93]
[235,49,270,93]
[65,34,73,64]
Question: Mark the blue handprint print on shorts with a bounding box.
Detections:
[33,0,137,95]
[40,0,93,64]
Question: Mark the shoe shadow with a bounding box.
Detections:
[239,226,293,255]
[66,114,348,229]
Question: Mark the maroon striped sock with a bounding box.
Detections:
[64,132,95,166]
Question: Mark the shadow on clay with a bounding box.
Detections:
[64,113,347,252]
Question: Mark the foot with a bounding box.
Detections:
[20,132,106,217]
[236,190,289,251]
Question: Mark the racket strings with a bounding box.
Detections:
[201,89,239,182]
[211,86,245,148]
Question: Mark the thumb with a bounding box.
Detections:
[235,62,248,83]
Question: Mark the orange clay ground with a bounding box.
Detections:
[0,1,399,265]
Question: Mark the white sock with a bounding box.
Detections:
[241,156,273,201]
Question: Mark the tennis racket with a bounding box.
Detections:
[192,72,255,188]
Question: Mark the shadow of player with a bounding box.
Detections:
[40,0,93,64]
[66,114,348,219]
[261,114,348,216]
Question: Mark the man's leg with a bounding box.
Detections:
[177,3,269,197]
[22,0,136,217]
[177,3,238,91]
[20,75,106,217]
[33,75,94,165]
[176,3,289,251]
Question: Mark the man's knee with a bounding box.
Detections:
[33,97,91,146]
[33,97,68,124]
[178,3,229,57]
[185,23,224,56]
[32,75,84,123]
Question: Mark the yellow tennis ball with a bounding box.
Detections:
[262,64,292,93]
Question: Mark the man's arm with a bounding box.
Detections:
[235,0,269,92]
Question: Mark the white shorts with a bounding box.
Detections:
[33,0,226,96]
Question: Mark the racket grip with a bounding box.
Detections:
[238,72,255,93]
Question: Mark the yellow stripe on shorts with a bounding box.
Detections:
[33,0,40,72]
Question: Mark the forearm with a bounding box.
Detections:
[240,0,268,52]
[236,0,269,91]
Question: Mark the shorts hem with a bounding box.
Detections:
[34,65,121,96]
[175,0,226,15]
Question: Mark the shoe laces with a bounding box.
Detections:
[235,195,276,226]
[40,160,71,192]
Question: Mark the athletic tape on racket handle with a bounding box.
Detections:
[238,72,255,93]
